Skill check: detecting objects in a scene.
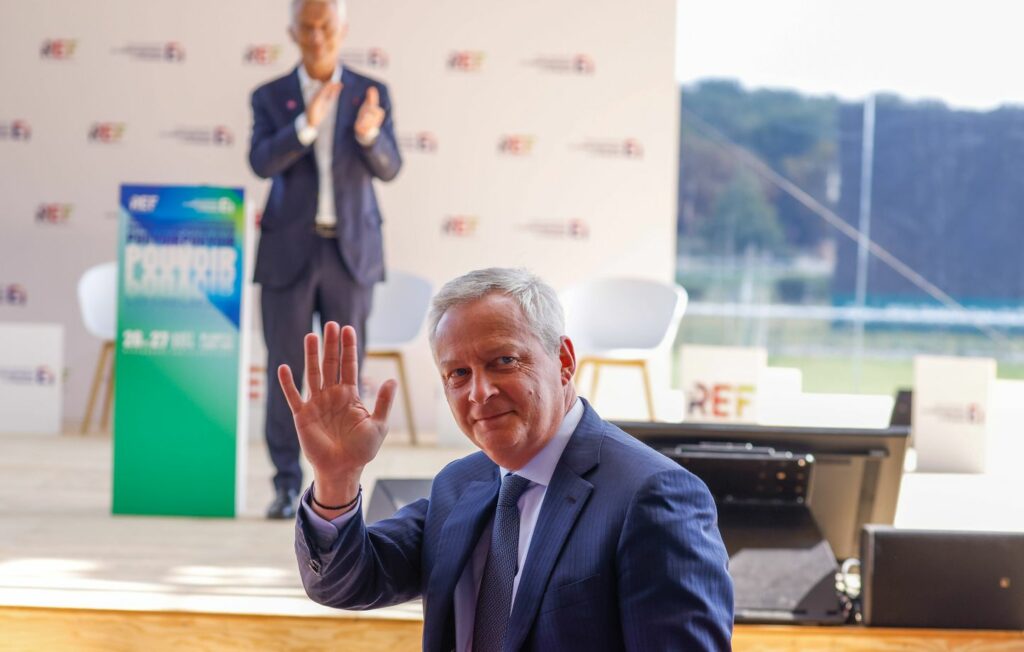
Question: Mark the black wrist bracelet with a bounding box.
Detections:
[310,483,361,511]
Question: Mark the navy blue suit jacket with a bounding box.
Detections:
[296,401,735,651]
[249,66,402,289]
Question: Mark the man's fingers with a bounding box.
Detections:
[372,378,398,425]
[319,81,342,97]
[365,86,379,107]
[277,365,304,414]
[322,321,341,386]
[340,325,359,388]
[304,332,322,397]
[313,81,342,107]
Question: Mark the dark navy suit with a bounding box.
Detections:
[249,65,402,493]
[296,401,735,651]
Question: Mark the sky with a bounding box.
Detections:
[677,0,1024,111]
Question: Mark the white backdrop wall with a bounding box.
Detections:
[0,0,679,435]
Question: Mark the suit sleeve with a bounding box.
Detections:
[248,86,311,179]
[356,83,402,182]
[616,468,735,652]
[295,487,427,610]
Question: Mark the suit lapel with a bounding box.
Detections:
[333,67,359,160]
[504,402,604,651]
[423,467,500,652]
[284,66,306,120]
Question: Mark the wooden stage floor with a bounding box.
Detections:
[2,431,1022,650]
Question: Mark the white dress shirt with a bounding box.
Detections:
[294,63,341,228]
[453,397,583,651]
[301,398,584,652]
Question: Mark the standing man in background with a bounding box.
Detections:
[249,0,402,519]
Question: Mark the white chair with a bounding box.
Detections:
[562,278,688,421]
[77,262,118,434]
[366,271,433,444]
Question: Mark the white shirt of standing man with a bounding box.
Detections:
[288,0,387,227]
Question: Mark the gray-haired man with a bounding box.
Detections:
[279,268,734,650]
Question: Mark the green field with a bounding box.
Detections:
[674,315,1024,396]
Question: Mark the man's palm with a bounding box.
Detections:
[278,323,396,478]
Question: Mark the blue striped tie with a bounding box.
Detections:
[472,473,532,651]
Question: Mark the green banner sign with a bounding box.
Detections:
[113,184,247,517]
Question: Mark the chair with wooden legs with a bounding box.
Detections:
[365,271,434,445]
[561,278,688,421]
[77,262,118,434]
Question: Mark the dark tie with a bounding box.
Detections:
[472,473,532,652]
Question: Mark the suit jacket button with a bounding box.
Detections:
[308,559,322,574]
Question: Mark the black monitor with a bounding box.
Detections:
[614,421,910,560]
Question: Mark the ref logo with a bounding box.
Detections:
[622,138,644,158]
[573,137,645,160]
[129,194,159,212]
[498,135,534,156]
[0,120,32,141]
[341,47,390,70]
[447,50,485,72]
[688,382,755,419]
[162,126,234,146]
[517,219,590,239]
[243,44,282,65]
[89,122,126,143]
[399,131,438,153]
[366,47,389,69]
[1,284,28,306]
[164,42,185,62]
[36,203,73,225]
[412,132,438,152]
[524,53,596,75]
[212,126,234,146]
[36,365,57,386]
[442,215,478,237]
[567,218,590,239]
[40,39,77,59]
[573,54,596,74]
[0,365,57,386]
[114,42,185,62]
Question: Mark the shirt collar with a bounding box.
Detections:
[297,60,343,92]
[500,397,583,488]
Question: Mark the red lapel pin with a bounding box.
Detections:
[286,99,297,110]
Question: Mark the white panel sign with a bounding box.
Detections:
[0,323,63,434]
[679,345,766,423]
[0,0,679,436]
[913,354,995,473]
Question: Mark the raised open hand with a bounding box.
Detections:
[278,322,396,502]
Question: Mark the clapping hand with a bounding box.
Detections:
[354,86,385,141]
[305,81,342,129]
[278,322,396,515]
